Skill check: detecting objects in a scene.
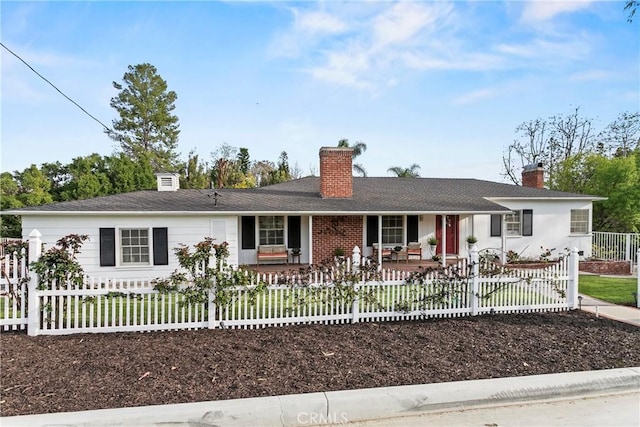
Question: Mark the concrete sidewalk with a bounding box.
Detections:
[579,293,640,327]
[3,367,639,427]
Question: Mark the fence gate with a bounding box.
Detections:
[592,232,639,273]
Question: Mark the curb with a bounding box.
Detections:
[2,367,639,427]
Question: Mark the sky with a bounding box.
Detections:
[1,0,638,183]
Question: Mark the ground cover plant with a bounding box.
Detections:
[2,310,640,417]
[579,274,638,306]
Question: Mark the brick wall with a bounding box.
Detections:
[319,147,353,198]
[312,216,363,263]
[579,261,631,275]
[522,163,544,189]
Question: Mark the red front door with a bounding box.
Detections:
[436,215,459,255]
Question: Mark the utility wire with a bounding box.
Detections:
[1,42,113,132]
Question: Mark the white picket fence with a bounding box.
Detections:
[1,238,579,335]
[0,249,28,331]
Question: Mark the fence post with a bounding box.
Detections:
[351,281,360,324]
[470,244,479,316]
[27,229,42,336]
[208,275,216,329]
[567,247,579,310]
[352,246,361,271]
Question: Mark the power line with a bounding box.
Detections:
[1,42,113,132]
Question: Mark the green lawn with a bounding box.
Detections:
[579,274,638,306]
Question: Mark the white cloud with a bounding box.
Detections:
[496,35,591,63]
[269,1,600,93]
[521,0,594,23]
[0,45,89,104]
[402,51,506,71]
[307,45,374,90]
[452,88,497,105]
[568,69,615,82]
[269,7,348,58]
[372,2,449,47]
[294,9,347,35]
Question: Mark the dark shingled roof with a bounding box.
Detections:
[9,177,600,215]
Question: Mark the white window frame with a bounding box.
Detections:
[505,211,521,236]
[570,209,589,234]
[382,215,403,245]
[119,228,151,265]
[259,216,285,245]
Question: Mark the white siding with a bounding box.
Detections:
[473,200,593,259]
[22,215,239,279]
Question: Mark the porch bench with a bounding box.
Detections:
[257,245,289,265]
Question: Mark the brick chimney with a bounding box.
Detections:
[522,163,544,189]
[319,147,353,198]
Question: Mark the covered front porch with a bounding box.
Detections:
[243,256,464,275]
[239,213,480,267]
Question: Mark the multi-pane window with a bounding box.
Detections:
[120,228,150,264]
[571,209,589,234]
[259,216,284,245]
[382,215,403,245]
[505,211,521,236]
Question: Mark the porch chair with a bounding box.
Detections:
[406,242,422,261]
[372,243,393,261]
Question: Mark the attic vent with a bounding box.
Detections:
[154,173,180,192]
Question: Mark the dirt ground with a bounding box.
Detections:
[2,310,639,417]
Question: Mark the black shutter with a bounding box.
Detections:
[490,215,502,237]
[99,228,116,267]
[366,216,378,247]
[153,228,169,265]
[522,209,533,236]
[287,216,301,248]
[407,215,419,242]
[241,216,256,249]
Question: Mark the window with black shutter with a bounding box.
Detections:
[287,216,301,248]
[99,228,116,267]
[366,216,378,247]
[241,216,256,249]
[406,215,419,242]
[153,227,169,265]
[522,209,533,236]
[490,215,502,237]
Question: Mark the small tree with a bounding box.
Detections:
[153,238,261,315]
[30,234,89,289]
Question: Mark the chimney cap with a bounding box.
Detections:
[523,162,543,171]
[319,146,353,154]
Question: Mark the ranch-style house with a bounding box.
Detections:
[7,147,605,279]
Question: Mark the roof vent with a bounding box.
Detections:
[155,173,180,192]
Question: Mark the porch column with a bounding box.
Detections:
[308,215,313,265]
[441,215,447,267]
[501,214,507,264]
[378,214,383,269]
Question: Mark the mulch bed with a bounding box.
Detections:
[2,310,639,417]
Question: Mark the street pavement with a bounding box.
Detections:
[348,390,640,426]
